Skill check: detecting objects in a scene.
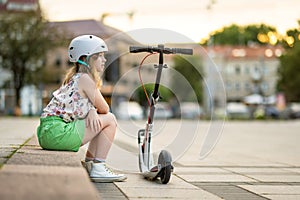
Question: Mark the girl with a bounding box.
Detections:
[37,35,126,182]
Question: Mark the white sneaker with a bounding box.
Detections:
[89,162,127,182]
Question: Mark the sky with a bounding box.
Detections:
[39,0,300,43]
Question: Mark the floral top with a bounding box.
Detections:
[41,73,95,122]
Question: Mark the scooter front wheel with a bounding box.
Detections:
[160,164,171,184]
[158,150,172,184]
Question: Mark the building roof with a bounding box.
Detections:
[9,0,37,3]
[0,0,39,12]
[48,19,136,44]
[205,45,284,60]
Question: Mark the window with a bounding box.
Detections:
[226,82,232,90]
[235,64,241,75]
[262,66,268,75]
[0,0,7,5]
[55,57,62,68]
[261,82,269,92]
[226,66,234,74]
[244,83,252,92]
[254,65,260,73]
[235,83,240,91]
[244,65,250,75]
[104,53,120,83]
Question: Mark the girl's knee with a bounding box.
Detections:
[108,112,117,126]
[102,112,117,127]
[108,112,116,120]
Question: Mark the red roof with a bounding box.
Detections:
[48,19,137,44]
[0,0,39,11]
[9,0,37,3]
[204,45,284,60]
[49,20,120,39]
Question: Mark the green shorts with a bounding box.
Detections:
[37,116,85,152]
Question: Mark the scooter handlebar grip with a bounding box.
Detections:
[129,46,149,53]
[129,46,193,55]
[172,48,193,55]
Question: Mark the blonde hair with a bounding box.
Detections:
[63,57,102,89]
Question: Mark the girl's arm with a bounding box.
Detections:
[79,74,109,114]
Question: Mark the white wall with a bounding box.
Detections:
[21,85,42,115]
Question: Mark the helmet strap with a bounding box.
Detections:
[77,60,90,69]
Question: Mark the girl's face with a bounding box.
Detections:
[90,52,106,73]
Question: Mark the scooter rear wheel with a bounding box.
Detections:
[158,150,172,184]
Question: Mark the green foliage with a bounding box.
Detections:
[172,55,203,104]
[277,42,300,102]
[132,56,204,107]
[281,20,300,48]
[201,23,279,46]
[0,11,64,106]
[277,21,300,102]
[133,84,174,107]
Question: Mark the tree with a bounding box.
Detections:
[133,84,174,108]
[281,20,300,48]
[0,11,63,112]
[132,55,204,106]
[277,21,300,102]
[201,23,279,46]
[172,55,203,104]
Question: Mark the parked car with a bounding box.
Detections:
[226,102,250,119]
[180,102,203,119]
[290,103,300,119]
[265,106,280,119]
[153,102,173,119]
[115,101,144,120]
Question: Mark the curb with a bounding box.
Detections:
[0,136,100,200]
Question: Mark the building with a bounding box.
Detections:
[0,0,39,12]
[44,19,139,108]
[204,45,283,104]
[0,16,139,115]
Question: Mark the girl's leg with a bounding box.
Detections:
[81,112,117,161]
[81,112,126,182]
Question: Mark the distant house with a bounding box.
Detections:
[0,16,139,115]
[203,45,283,105]
[44,19,139,108]
[0,0,39,12]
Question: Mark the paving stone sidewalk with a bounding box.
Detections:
[1,118,300,199]
[110,119,300,199]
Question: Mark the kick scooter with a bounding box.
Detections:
[129,44,193,184]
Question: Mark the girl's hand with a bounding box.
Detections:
[86,109,102,133]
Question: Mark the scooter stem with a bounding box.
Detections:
[148,44,165,124]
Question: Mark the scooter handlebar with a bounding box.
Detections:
[170,48,193,55]
[129,45,193,55]
[129,46,153,53]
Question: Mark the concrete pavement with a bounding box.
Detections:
[0,117,99,200]
[110,119,300,199]
[0,117,300,199]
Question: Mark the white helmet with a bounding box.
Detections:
[68,35,108,62]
